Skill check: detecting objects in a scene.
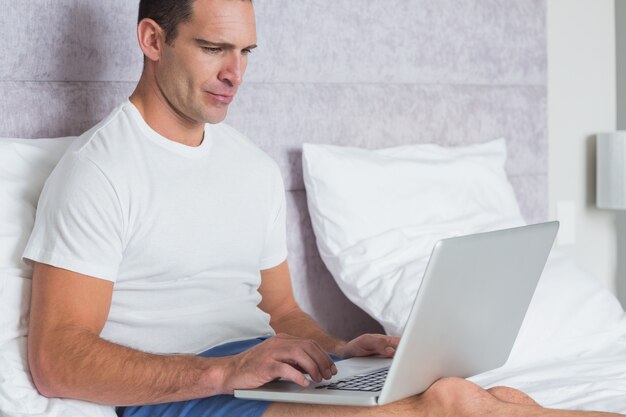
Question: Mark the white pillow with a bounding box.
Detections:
[0,137,117,417]
[302,139,528,335]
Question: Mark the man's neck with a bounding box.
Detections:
[129,76,205,148]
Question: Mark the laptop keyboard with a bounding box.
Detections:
[316,368,388,392]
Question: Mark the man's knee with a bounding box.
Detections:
[487,386,538,406]
[423,377,487,401]
[416,377,502,416]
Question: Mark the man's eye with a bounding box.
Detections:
[242,49,253,56]
[203,47,221,54]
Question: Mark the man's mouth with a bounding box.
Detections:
[206,91,234,105]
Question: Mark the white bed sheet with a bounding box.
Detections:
[470,251,626,413]
[471,320,626,412]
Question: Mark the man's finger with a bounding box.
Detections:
[343,334,400,358]
[387,335,400,348]
[380,335,399,356]
[274,363,310,387]
[280,351,325,383]
[273,339,335,382]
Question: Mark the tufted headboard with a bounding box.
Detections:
[0,0,547,340]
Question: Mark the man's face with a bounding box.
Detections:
[155,0,256,125]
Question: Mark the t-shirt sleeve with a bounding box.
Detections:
[259,165,288,270]
[23,154,124,282]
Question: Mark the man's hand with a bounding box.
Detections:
[334,334,400,359]
[219,334,338,394]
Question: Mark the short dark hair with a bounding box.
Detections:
[138,0,195,45]
[138,0,253,45]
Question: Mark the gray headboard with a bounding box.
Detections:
[0,0,547,340]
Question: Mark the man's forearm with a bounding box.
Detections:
[258,262,398,361]
[29,327,228,406]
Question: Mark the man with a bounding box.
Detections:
[23,1,621,416]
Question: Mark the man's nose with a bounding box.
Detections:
[218,52,244,87]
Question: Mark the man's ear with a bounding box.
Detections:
[136,18,165,62]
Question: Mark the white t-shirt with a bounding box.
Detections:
[23,101,286,354]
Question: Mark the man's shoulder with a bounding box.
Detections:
[39,102,142,198]
[65,102,141,166]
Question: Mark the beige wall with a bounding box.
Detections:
[547,0,619,300]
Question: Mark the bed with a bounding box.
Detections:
[1,0,625,416]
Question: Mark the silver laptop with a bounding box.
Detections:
[235,221,559,406]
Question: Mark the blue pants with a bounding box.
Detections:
[117,338,272,417]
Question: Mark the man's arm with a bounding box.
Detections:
[28,262,229,405]
[258,260,399,359]
[28,262,338,405]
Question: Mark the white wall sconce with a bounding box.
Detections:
[597,131,626,210]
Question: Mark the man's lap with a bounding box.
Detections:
[116,338,272,417]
